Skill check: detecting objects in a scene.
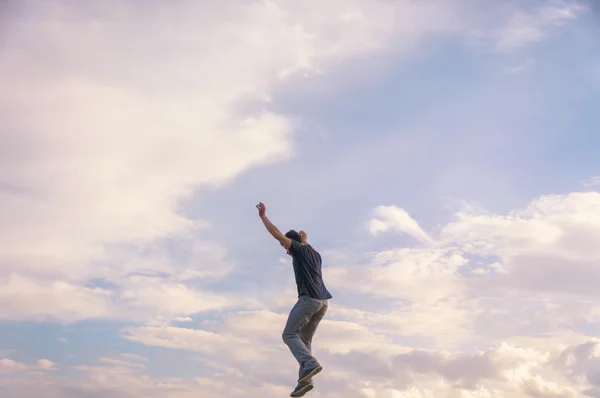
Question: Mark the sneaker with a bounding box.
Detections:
[298,364,322,384]
[290,381,313,397]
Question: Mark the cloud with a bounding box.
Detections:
[368,205,433,243]
[0,358,27,371]
[37,359,55,370]
[392,344,551,388]
[99,357,145,369]
[123,309,397,359]
[116,275,234,320]
[0,274,114,322]
[469,1,585,53]
[351,191,600,300]
[327,190,600,353]
[123,325,248,357]
[0,1,598,397]
[0,0,468,324]
[0,272,234,323]
[550,340,600,396]
[0,337,595,398]
[118,354,149,363]
[119,305,594,396]
[582,176,600,188]
[503,58,536,75]
[29,337,584,398]
[441,192,600,297]
[173,317,193,323]
[0,0,462,276]
[328,245,467,300]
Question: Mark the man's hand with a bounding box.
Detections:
[256,202,291,249]
[256,202,266,218]
[300,230,308,244]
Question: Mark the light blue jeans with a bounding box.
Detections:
[282,296,328,380]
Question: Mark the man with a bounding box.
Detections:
[256,202,332,397]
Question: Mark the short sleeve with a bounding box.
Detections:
[289,240,303,256]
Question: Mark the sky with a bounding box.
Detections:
[1,0,600,397]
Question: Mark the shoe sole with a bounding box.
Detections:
[290,383,313,397]
[298,366,322,384]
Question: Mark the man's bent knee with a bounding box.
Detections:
[282,329,295,343]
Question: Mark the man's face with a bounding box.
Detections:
[281,243,291,256]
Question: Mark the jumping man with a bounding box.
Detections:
[256,202,332,397]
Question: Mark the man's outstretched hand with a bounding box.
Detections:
[256,202,291,248]
[256,202,266,218]
[299,230,308,243]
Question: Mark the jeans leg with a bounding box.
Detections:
[282,297,322,373]
[298,301,327,379]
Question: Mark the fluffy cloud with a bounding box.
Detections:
[0,0,595,397]
[550,340,600,396]
[0,335,596,398]
[0,0,587,322]
[0,274,114,322]
[442,192,600,297]
[368,205,433,243]
[114,188,600,397]
[98,356,145,369]
[37,359,56,370]
[0,272,235,323]
[0,358,27,371]
[85,321,597,397]
[0,0,468,324]
[336,190,600,296]
[117,302,600,397]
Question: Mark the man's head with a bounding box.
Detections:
[282,230,302,256]
[285,230,302,243]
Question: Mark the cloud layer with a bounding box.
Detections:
[1,0,598,397]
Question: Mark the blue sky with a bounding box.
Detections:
[1,0,600,397]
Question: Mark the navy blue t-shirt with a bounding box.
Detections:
[289,240,332,300]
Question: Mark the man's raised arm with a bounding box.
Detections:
[256,202,291,249]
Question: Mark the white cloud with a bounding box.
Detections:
[389,343,551,389]
[37,359,55,370]
[173,317,193,323]
[0,358,27,371]
[0,0,466,324]
[0,274,114,322]
[352,192,600,300]
[119,354,149,363]
[0,1,597,397]
[116,276,234,320]
[327,190,600,354]
[99,357,145,369]
[368,205,432,243]
[582,176,600,188]
[119,306,597,396]
[0,341,595,398]
[123,325,247,357]
[0,0,462,276]
[65,330,593,398]
[441,192,600,296]
[469,1,585,53]
[328,246,467,302]
[0,272,236,323]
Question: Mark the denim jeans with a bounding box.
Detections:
[282,296,328,380]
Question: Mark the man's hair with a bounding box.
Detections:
[285,230,302,243]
